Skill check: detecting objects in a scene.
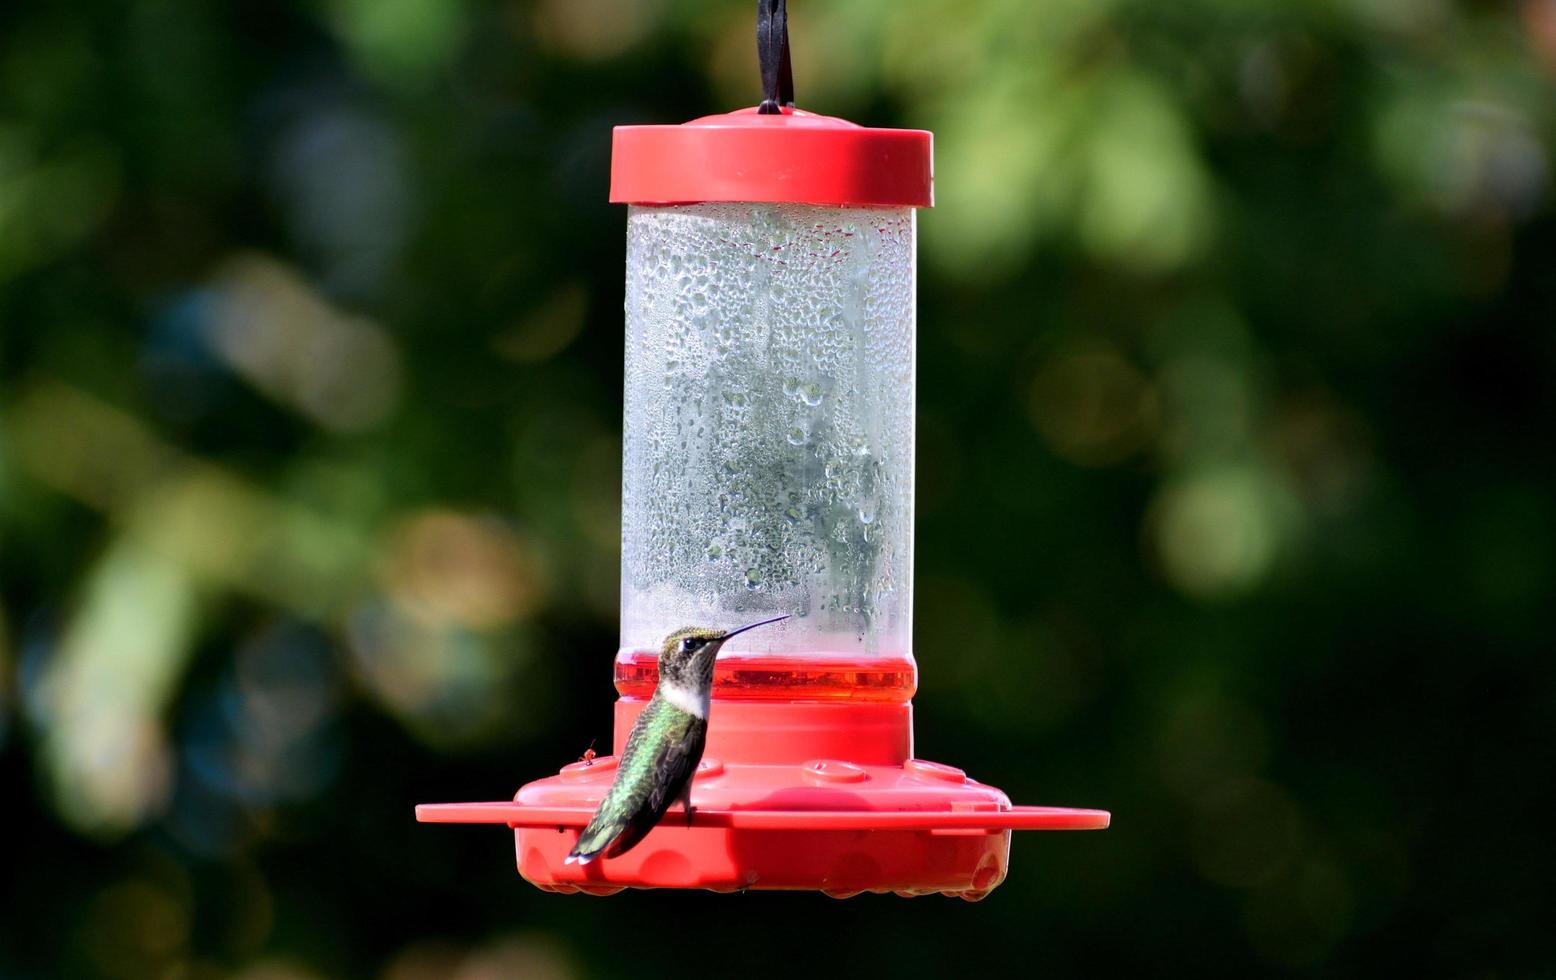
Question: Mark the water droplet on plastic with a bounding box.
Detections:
[786,427,807,446]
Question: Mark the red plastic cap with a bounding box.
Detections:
[610,107,933,208]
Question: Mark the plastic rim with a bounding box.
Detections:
[610,107,933,208]
[416,801,1111,831]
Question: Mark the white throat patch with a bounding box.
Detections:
[659,681,708,720]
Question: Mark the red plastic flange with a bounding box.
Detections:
[610,107,933,208]
[416,699,1109,900]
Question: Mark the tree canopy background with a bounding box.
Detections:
[2,1,1553,977]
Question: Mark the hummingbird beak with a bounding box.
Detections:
[720,615,790,641]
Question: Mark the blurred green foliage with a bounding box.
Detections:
[3,0,1555,977]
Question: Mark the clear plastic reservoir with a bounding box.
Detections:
[617,202,916,702]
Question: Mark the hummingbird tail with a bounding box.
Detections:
[567,814,627,864]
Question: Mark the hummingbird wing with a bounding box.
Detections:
[605,710,704,859]
[567,697,706,863]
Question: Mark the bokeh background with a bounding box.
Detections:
[3,0,1554,977]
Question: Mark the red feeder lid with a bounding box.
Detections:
[610,106,933,208]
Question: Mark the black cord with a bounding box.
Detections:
[756,0,795,114]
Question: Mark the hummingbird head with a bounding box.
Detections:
[656,616,789,690]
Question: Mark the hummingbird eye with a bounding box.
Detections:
[679,637,699,654]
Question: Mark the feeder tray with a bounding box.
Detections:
[419,701,1108,899]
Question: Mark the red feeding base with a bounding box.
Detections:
[417,696,1109,900]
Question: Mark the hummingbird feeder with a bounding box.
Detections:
[417,0,1108,899]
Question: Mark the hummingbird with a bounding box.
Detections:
[565,615,788,865]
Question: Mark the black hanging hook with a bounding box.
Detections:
[756,0,795,114]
